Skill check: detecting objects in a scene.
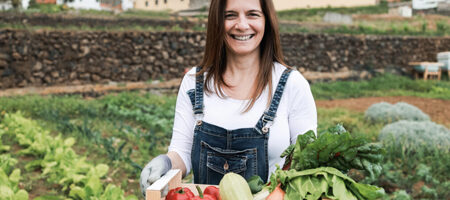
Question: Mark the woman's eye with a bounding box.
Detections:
[225,14,236,18]
[248,13,260,17]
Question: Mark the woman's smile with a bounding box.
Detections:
[230,34,255,41]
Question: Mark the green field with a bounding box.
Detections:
[1,73,449,199]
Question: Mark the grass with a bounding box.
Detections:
[310,73,450,100]
[277,2,389,22]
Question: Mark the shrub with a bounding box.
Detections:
[375,121,449,199]
[379,120,449,154]
[364,102,430,124]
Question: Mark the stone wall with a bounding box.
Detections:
[0,29,449,89]
[0,13,201,30]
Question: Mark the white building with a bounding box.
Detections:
[63,0,102,10]
[412,0,448,10]
[0,0,29,10]
[56,0,135,11]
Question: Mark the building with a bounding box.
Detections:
[63,0,102,10]
[0,0,29,9]
[133,0,189,11]
[54,0,134,11]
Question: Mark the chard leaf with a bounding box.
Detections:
[331,175,357,200]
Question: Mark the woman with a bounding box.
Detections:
[140,0,317,196]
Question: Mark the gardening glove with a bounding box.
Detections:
[139,154,172,197]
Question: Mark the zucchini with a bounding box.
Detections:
[219,173,253,200]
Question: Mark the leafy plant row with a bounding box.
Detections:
[0,112,138,200]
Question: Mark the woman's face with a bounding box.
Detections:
[223,0,265,57]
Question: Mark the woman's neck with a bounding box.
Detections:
[222,51,261,100]
[225,51,260,83]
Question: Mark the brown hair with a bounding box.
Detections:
[198,0,288,112]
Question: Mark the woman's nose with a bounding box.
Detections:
[235,16,250,30]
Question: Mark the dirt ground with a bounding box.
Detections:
[316,96,450,127]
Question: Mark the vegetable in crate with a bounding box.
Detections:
[265,124,386,199]
[281,124,384,180]
[219,173,253,200]
[191,185,216,200]
[247,175,265,194]
[268,166,384,200]
[166,187,195,200]
[203,186,221,200]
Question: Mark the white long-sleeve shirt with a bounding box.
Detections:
[168,62,317,177]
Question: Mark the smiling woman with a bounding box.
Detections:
[139,0,318,197]
[223,0,265,57]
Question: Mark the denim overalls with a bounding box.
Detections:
[187,67,292,184]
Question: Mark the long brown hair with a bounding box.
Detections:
[198,0,287,112]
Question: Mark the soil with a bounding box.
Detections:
[316,96,450,127]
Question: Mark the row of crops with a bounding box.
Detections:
[0,73,449,199]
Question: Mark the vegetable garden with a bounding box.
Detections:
[0,73,449,199]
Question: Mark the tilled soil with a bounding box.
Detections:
[316,96,450,127]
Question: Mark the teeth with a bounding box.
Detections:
[234,35,252,41]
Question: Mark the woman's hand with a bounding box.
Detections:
[139,154,172,197]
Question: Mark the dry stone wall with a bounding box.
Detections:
[0,29,449,89]
[0,13,200,30]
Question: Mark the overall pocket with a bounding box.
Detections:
[200,141,257,185]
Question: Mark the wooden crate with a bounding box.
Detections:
[146,169,215,200]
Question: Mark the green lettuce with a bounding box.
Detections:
[269,166,385,200]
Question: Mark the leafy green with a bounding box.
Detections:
[269,166,385,200]
[0,112,134,200]
[247,175,264,194]
[284,124,384,179]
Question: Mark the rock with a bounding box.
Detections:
[71,44,78,50]
[44,75,52,83]
[69,72,77,79]
[162,51,169,59]
[146,56,156,63]
[33,62,42,71]
[92,74,101,81]
[33,72,45,77]
[80,46,90,57]
[51,71,59,78]
[12,52,21,60]
[0,60,7,68]
[176,56,184,64]
[0,53,9,60]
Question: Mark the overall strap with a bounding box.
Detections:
[193,67,205,116]
[255,68,293,134]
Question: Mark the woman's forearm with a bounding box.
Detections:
[167,151,187,177]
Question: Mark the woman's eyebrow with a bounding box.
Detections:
[248,9,263,13]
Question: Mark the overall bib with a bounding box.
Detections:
[187,67,292,184]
